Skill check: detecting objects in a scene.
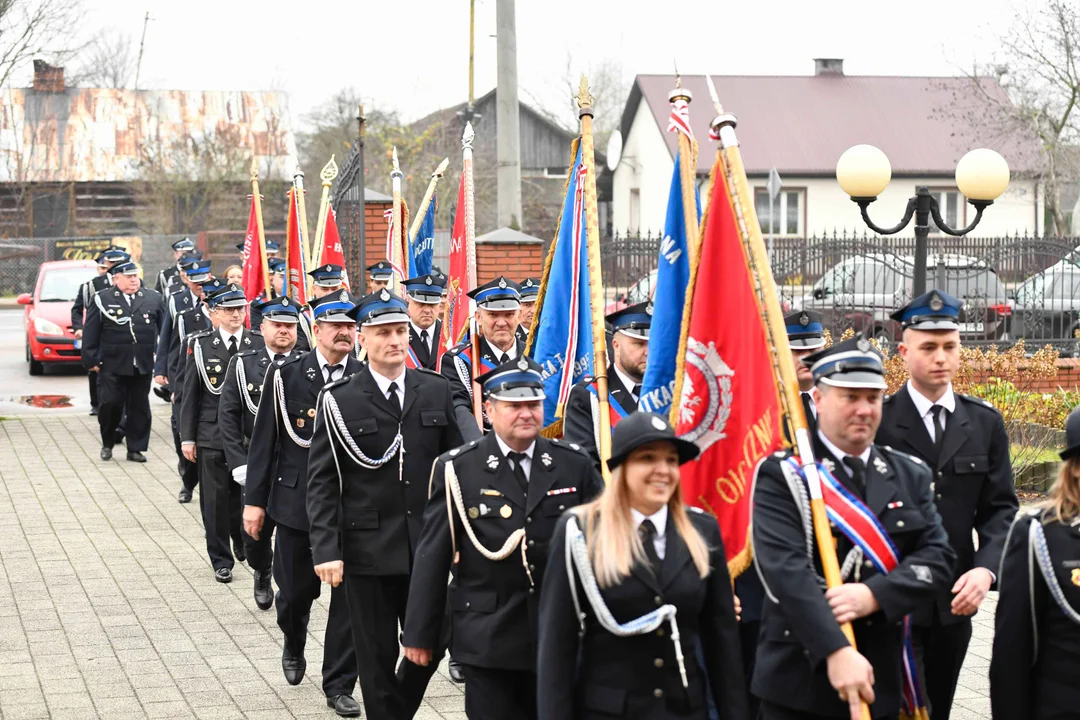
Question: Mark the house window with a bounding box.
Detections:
[755,188,804,236]
[928,187,965,234]
[629,188,641,234]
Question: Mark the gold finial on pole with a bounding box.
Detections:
[249,157,271,298]
[407,157,450,245]
[576,75,594,116]
[308,155,340,297]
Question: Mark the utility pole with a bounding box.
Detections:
[496,0,522,229]
[134,12,150,91]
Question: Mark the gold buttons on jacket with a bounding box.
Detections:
[654,595,662,607]
[653,658,664,668]
[653,689,664,698]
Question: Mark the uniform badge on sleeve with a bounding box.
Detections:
[912,565,933,584]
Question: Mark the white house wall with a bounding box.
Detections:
[612,98,674,235]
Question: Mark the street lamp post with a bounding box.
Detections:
[836,145,1011,295]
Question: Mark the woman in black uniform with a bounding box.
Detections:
[537,412,749,720]
[989,407,1080,720]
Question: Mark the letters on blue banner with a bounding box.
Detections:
[408,192,436,279]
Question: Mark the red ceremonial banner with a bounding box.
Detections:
[285,188,308,306]
[673,165,783,575]
[318,202,349,289]
[241,195,266,306]
[437,168,471,370]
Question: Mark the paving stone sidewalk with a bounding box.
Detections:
[0,407,994,719]
[0,407,464,720]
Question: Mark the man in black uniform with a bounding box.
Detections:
[72,247,129,416]
[181,284,263,583]
[155,237,196,296]
[248,258,287,328]
[735,308,829,719]
[306,289,464,720]
[402,273,444,370]
[441,276,526,442]
[82,260,165,462]
[366,260,394,293]
[876,290,1018,720]
[220,296,304,610]
[243,291,361,716]
[157,263,216,503]
[751,334,955,720]
[563,302,651,469]
[515,276,540,347]
[403,357,602,720]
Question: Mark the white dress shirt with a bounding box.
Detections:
[906,380,956,442]
[314,350,347,383]
[218,327,242,349]
[631,505,669,560]
[495,434,535,481]
[369,365,407,411]
[411,321,435,354]
[490,340,518,363]
[614,364,642,403]
[817,431,872,479]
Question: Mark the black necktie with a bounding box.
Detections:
[499,353,510,365]
[507,451,529,496]
[931,405,946,461]
[420,329,429,349]
[228,336,238,357]
[325,363,342,382]
[387,381,400,409]
[843,456,867,497]
[632,383,643,400]
[638,519,662,574]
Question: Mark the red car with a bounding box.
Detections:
[18,259,98,375]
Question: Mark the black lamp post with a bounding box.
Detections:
[836,145,1010,296]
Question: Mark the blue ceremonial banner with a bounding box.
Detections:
[638,151,700,415]
[408,192,436,279]
[531,142,594,428]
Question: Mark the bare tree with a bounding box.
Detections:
[0,0,85,89]
[958,0,1080,234]
[70,28,135,89]
[527,55,629,149]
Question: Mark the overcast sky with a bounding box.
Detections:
[56,0,1024,129]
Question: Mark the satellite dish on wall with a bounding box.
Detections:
[606,130,623,172]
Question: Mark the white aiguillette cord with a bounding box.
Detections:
[563,515,688,688]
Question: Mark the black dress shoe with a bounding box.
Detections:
[126,451,146,463]
[282,643,306,685]
[233,539,246,563]
[89,406,99,416]
[253,569,273,610]
[99,447,112,461]
[448,658,465,684]
[178,488,193,504]
[214,567,232,583]
[326,694,361,717]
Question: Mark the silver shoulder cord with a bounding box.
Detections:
[563,515,688,688]
[234,358,259,415]
[274,371,311,448]
[194,340,223,396]
[442,459,534,585]
[1030,519,1080,629]
[177,313,186,342]
[589,390,602,457]
[321,389,405,472]
[93,293,136,343]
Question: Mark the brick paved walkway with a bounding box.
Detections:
[0,407,994,719]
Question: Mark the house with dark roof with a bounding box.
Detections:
[613,60,1043,238]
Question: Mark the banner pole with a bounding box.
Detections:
[250,158,271,299]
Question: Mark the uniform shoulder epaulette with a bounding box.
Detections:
[444,439,480,461]
[957,393,999,413]
[248,328,263,337]
[235,349,259,359]
[323,375,351,392]
[416,367,445,380]
[446,341,468,356]
[687,505,705,515]
[549,438,587,455]
[883,394,895,404]
[187,328,213,341]
[276,353,305,368]
[879,445,925,466]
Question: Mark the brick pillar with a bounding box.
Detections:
[361,200,392,292]
[476,235,544,285]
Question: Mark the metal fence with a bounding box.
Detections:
[0,234,191,296]
[600,232,1080,354]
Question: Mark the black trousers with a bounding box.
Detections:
[914,617,973,720]
[197,447,241,571]
[344,574,446,720]
[170,402,198,491]
[97,371,151,451]
[240,486,274,573]
[739,620,761,720]
[88,369,99,409]
[760,701,898,720]
[462,664,536,720]
[273,524,357,697]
